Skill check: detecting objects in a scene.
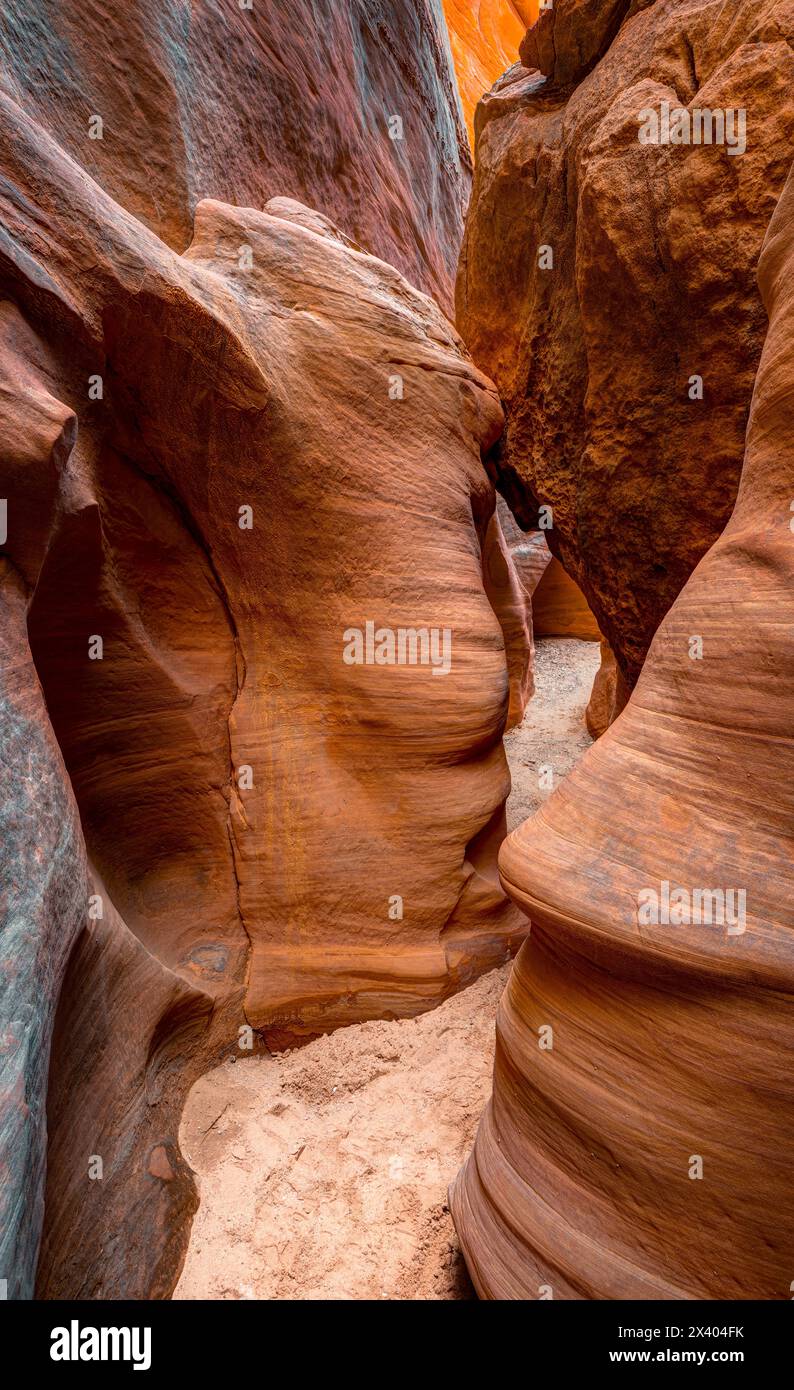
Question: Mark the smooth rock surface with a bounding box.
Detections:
[497,498,601,642]
[443,0,536,144]
[0,0,469,315]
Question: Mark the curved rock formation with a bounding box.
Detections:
[0,71,528,1295]
[442,0,536,144]
[0,559,88,1301]
[458,0,794,684]
[0,0,468,315]
[532,559,601,642]
[496,498,600,642]
[584,638,629,739]
[451,159,794,1301]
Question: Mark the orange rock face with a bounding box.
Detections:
[451,161,794,1300]
[442,1,537,145]
[497,497,602,644]
[0,14,529,1296]
[458,0,794,684]
[532,559,601,642]
[0,0,469,316]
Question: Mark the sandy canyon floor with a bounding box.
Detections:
[174,637,601,1301]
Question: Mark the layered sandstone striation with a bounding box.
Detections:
[0,15,529,1293]
[0,0,469,315]
[584,638,629,739]
[442,1,537,144]
[452,159,794,1300]
[459,0,794,684]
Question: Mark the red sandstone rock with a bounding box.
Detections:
[0,0,469,316]
[520,0,656,86]
[497,499,601,642]
[584,638,629,738]
[532,559,601,642]
[0,67,529,1294]
[495,496,552,603]
[459,0,794,684]
[452,159,794,1301]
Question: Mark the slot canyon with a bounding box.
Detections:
[0,0,793,1319]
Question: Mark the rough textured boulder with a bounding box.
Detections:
[451,160,794,1300]
[442,0,536,144]
[0,0,469,316]
[458,0,794,684]
[0,83,529,1295]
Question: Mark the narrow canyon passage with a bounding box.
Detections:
[174,637,600,1301]
[3,0,792,1331]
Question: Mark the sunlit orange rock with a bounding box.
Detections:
[452,159,794,1301]
[443,1,537,145]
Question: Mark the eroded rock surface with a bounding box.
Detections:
[452,160,794,1301]
[0,57,528,1294]
[0,0,469,315]
[585,638,629,738]
[459,0,794,683]
[497,497,601,647]
[0,560,88,1300]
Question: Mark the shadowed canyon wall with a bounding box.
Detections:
[0,3,531,1299]
[458,0,794,685]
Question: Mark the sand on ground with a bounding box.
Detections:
[505,636,600,830]
[174,637,599,1301]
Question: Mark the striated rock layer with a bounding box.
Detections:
[0,559,88,1300]
[442,0,536,145]
[0,0,469,316]
[451,160,794,1301]
[458,0,794,684]
[0,85,529,1295]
